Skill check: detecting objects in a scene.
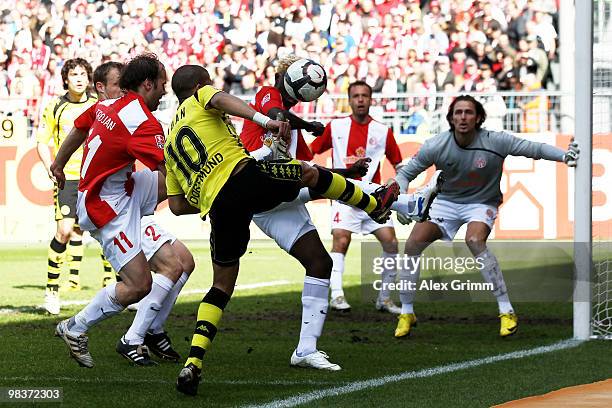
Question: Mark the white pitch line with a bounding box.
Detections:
[244,339,583,408]
[0,376,343,387]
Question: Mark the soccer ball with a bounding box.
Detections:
[283,59,327,102]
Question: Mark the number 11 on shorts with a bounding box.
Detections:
[113,231,133,254]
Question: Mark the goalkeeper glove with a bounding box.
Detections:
[396,212,413,225]
[563,141,579,167]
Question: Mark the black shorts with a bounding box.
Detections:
[208,159,302,266]
[54,180,78,221]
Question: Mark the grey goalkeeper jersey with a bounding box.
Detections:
[396,129,566,206]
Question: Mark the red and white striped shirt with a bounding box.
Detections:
[310,116,402,183]
[74,92,165,230]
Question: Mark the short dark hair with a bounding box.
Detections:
[119,53,163,92]
[93,61,124,86]
[347,80,372,98]
[61,58,92,90]
[172,65,210,102]
[446,95,487,130]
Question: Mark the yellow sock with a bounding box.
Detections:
[67,239,83,285]
[185,287,230,370]
[315,169,377,213]
[47,237,66,291]
[100,251,115,286]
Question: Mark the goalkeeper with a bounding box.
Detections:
[393,94,580,339]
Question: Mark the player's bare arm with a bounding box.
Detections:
[35,141,54,181]
[49,127,88,189]
[207,91,291,141]
[168,194,201,216]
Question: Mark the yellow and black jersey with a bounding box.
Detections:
[36,93,97,180]
[165,85,252,217]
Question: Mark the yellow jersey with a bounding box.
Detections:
[165,85,252,217]
[36,93,98,180]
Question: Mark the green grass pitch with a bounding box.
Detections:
[0,241,610,407]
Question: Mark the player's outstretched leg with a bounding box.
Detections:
[303,170,445,225]
[301,164,399,223]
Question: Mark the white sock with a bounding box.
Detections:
[296,276,329,357]
[70,282,124,334]
[123,274,174,345]
[329,252,345,299]
[477,249,514,314]
[378,251,397,301]
[399,255,420,315]
[149,272,189,334]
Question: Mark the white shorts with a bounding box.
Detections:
[330,201,394,235]
[253,199,316,253]
[91,170,159,271]
[140,215,176,261]
[428,199,498,241]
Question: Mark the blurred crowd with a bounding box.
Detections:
[0,0,559,128]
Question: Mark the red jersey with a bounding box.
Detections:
[310,116,402,184]
[240,86,313,161]
[74,92,165,230]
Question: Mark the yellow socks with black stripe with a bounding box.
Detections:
[67,239,83,287]
[312,168,377,213]
[185,287,230,370]
[47,237,66,292]
[100,251,115,287]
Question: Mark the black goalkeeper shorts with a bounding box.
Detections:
[208,159,302,266]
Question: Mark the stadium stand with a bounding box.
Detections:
[0,0,559,132]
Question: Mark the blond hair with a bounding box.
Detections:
[276,54,302,75]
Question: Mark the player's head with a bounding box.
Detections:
[275,54,302,107]
[120,53,167,111]
[446,95,486,133]
[347,80,372,119]
[171,65,212,104]
[93,61,124,100]
[61,58,92,94]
